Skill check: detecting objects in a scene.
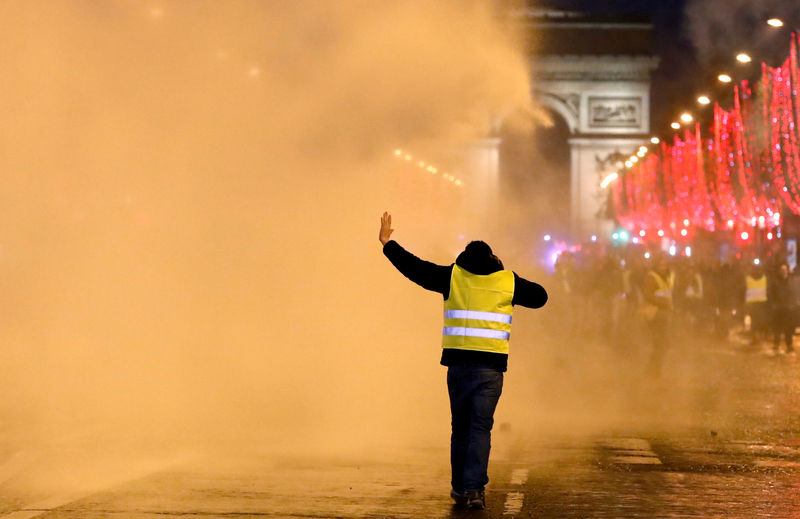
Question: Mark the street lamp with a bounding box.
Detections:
[767,18,784,28]
[650,137,660,144]
[680,113,693,123]
[736,52,752,64]
[670,122,681,130]
[697,95,711,105]
[718,73,732,83]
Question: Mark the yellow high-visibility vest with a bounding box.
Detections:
[648,270,674,307]
[442,265,515,355]
[685,273,703,299]
[745,275,767,303]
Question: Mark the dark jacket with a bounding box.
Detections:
[768,273,795,310]
[383,240,548,371]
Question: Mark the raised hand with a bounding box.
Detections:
[379,211,394,245]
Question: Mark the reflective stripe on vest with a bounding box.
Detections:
[745,276,767,303]
[444,309,512,324]
[649,271,674,301]
[442,264,515,355]
[443,327,510,341]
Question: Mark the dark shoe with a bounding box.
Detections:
[466,490,485,510]
[450,490,468,507]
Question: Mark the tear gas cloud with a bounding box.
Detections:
[0,0,534,469]
[0,1,745,495]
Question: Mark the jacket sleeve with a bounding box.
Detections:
[382,240,452,297]
[512,273,548,308]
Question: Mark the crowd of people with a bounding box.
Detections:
[549,250,799,374]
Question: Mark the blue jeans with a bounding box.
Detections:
[447,365,504,493]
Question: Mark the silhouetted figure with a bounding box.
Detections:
[768,263,796,354]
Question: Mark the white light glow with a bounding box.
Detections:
[543,234,551,242]
[697,95,711,105]
[736,52,752,64]
[651,137,660,144]
[718,73,732,83]
[768,18,784,28]
[600,172,619,189]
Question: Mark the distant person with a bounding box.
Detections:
[641,255,674,376]
[679,260,704,331]
[550,251,578,339]
[378,212,548,510]
[768,263,796,354]
[744,265,768,346]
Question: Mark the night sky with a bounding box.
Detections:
[535,0,800,136]
[536,0,696,135]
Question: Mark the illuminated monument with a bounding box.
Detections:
[524,8,659,238]
[457,7,659,243]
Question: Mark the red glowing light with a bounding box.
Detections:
[611,35,800,235]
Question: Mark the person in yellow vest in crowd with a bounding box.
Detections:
[641,255,674,376]
[678,260,703,330]
[378,212,548,510]
[745,265,768,346]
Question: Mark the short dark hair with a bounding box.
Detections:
[456,240,503,274]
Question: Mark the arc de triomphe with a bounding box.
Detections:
[463,9,659,241]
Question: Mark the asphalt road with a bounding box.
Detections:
[2,331,800,518]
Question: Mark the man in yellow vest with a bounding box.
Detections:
[642,255,674,376]
[379,212,548,510]
[745,265,768,346]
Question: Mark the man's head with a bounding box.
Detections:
[456,240,503,275]
[655,255,670,277]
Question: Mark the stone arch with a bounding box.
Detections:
[535,92,579,135]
